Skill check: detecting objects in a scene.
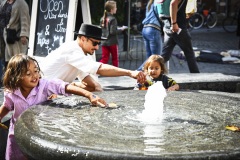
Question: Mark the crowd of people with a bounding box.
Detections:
[138,0,199,73]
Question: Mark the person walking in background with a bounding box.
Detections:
[135,55,179,91]
[99,1,126,67]
[137,0,163,71]
[39,23,146,92]
[0,54,107,160]
[0,0,30,68]
[161,0,200,73]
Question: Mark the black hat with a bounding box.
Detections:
[75,23,107,40]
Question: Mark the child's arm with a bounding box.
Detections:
[65,84,107,107]
[167,84,180,91]
[0,105,10,122]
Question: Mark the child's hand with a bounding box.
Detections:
[48,94,58,100]
[90,94,107,107]
[131,71,146,84]
[167,86,176,91]
[167,84,179,91]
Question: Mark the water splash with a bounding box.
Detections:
[138,81,167,123]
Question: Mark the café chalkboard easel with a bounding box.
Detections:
[28,0,77,57]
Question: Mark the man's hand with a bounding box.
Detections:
[130,71,146,84]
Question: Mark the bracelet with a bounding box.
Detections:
[171,22,177,25]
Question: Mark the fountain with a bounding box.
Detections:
[138,81,166,123]
[15,90,240,160]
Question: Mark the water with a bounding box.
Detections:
[138,81,167,123]
[14,90,240,159]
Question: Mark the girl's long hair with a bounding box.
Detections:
[148,0,154,11]
[101,1,116,28]
[3,54,41,92]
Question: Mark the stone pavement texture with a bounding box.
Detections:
[96,26,240,73]
[98,26,240,91]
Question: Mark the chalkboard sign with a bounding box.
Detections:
[33,0,69,56]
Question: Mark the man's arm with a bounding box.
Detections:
[73,75,103,92]
[170,0,180,33]
[96,64,146,83]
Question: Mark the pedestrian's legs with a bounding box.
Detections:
[161,32,176,62]
[137,27,162,70]
[99,46,110,64]
[148,29,162,56]
[109,45,119,67]
[137,28,149,71]
[143,27,162,57]
[142,27,151,58]
[137,59,146,71]
[173,29,200,73]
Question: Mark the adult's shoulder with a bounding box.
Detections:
[49,41,79,55]
[14,0,28,6]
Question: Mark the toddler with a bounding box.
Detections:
[135,55,179,91]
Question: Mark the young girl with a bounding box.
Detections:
[0,54,107,160]
[99,1,125,67]
[135,55,179,91]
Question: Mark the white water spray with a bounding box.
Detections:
[138,81,167,123]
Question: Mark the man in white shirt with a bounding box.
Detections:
[40,23,146,91]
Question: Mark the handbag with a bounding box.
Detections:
[6,28,19,44]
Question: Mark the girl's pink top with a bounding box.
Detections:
[4,78,69,135]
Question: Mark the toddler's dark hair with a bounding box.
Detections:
[143,55,168,74]
[3,54,41,92]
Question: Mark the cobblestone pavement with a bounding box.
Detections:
[96,26,240,74]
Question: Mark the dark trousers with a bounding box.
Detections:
[161,28,200,73]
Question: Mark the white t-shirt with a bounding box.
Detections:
[39,40,102,83]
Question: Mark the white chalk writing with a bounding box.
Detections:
[35,0,68,55]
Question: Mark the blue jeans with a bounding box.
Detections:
[137,26,162,71]
[161,20,200,73]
